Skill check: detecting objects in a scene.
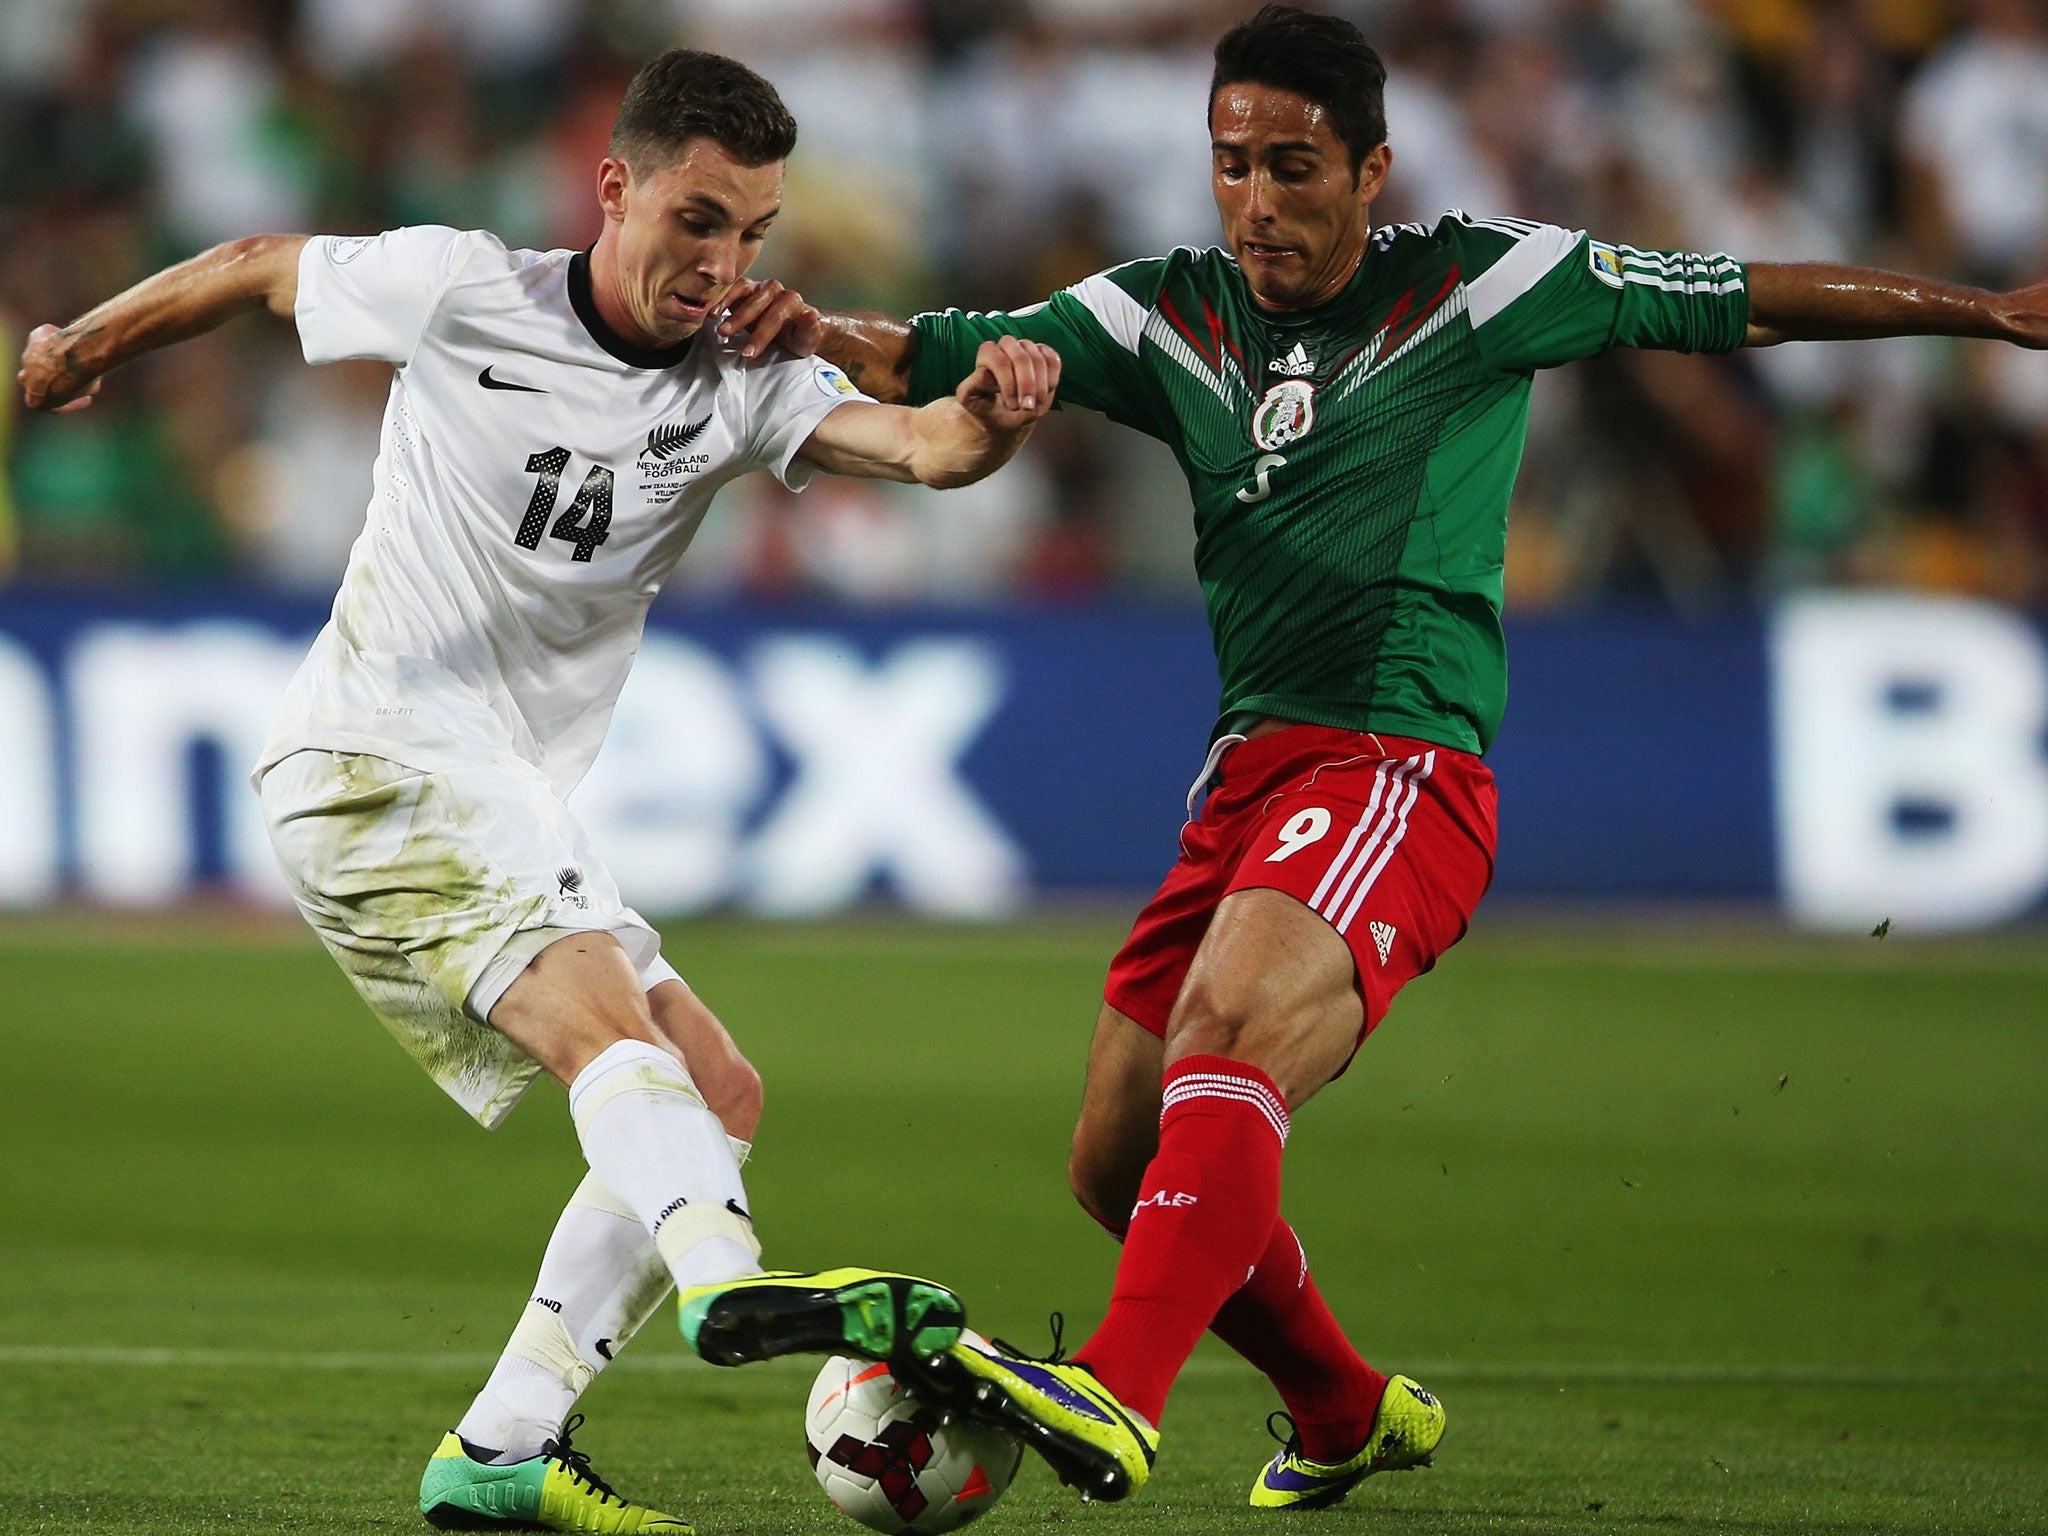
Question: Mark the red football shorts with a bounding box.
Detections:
[1104,726,1497,1042]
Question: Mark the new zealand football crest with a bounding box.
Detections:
[638,413,713,502]
[1252,378,1316,451]
[644,415,712,461]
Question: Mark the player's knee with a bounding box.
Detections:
[523,1005,663,1086]
[684,1027,762,1140]
[1067,1129,1139,1237]
[1067,1152,1128,1237]
[708,1054,764,1142]
[601,1018,673,1081]
[591,999,665,1052]
[1164,974,1258,1061]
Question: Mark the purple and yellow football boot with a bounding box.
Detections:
[1248,1374,1444,1510]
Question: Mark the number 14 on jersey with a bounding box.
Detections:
[514,447,613,563]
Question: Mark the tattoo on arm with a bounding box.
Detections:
[817,312,917,402]
[57,323,104,380]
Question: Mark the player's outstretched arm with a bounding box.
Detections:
[1744,262,2048,350]
[16,234,307,414]
[812,312,918,404]
[796,336,1058,488]
[718,278,916,404]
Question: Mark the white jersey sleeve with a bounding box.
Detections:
[294,227,495,366]
[741,353,870,489]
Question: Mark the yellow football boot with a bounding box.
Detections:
[1248,1374,1445,1510]
[906,1327,1158,1502]
[419,1415,691,1532]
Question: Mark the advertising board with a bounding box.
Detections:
[0,592,2041,930]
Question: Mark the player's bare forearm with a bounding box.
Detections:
[797,336,1058,487]
[817,313,918,405]
[1743,262,2048,349]
[796,397,1035,488]
[911,335,1057,485]
[904,397,1038,488]
[17,233,306,412]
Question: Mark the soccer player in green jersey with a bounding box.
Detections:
[726,2,2048,1511]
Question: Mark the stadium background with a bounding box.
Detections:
[1,4,2044,1534]
[3,0,2048,925]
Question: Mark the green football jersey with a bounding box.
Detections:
[907,212,1749,753]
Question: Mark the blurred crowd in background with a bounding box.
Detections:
[2,0,2047,609]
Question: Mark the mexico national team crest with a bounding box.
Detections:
[1253,378,1316,451]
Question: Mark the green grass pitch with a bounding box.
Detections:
[1,912,2044,1534]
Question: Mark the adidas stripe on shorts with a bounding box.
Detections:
[1104,726,1497,1044]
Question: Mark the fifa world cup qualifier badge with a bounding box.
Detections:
[1253,378,1316,451]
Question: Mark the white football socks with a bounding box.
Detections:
[567,1040,763,1292]
[454,1041,764,1461]
[455,1172,671,1460]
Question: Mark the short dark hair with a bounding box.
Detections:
[611,49,797,173]
[1210,5,1388,178]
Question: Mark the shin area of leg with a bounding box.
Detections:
[455,1172,673,1459]
[1073,890,1363,1424]
[568,1039,762,1291]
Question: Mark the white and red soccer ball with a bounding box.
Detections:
[805,1335,1024,1534]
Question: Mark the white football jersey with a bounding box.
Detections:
[259,225,871,793]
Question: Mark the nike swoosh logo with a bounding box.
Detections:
[478,366,546,393]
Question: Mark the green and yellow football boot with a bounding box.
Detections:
[1248,1374,1445,1510]
[904,1327,1158,1502]
[676,1268,964,1368]
[419,1415,691,1532]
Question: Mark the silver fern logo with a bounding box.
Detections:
[644,415,712,461]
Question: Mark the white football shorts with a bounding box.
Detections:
[258,748,680,1128]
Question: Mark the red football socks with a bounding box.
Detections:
[1073,1054,1291,1425]
[1082,1188,1388,1456]
[1209,1218,1388,1461]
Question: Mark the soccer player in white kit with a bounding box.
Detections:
[17,51,1061,1534]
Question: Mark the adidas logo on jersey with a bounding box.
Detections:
[1269,341,1315,377]
[1369,920,1397,965]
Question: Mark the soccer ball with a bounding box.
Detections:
[805,1336,1024,1534]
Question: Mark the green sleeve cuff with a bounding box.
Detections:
[906,311,972,407]
[1722,264,1752,353]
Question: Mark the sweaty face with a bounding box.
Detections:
[1210,84,1387,312]
[602,140,783,346]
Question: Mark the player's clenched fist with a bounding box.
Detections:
[17,323,104,414]
[957,336,1060,431]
